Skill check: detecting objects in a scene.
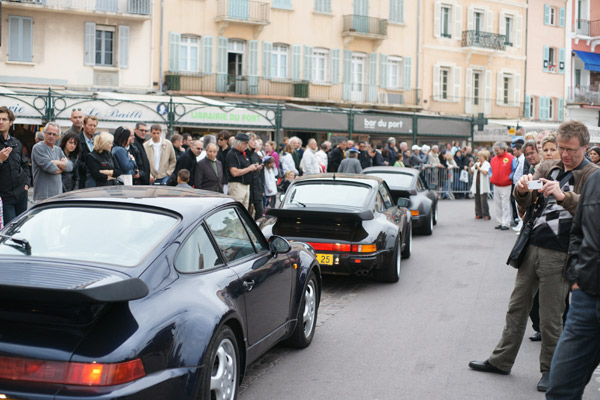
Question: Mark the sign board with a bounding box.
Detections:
[353,114,412,134]
[178,107,273,128]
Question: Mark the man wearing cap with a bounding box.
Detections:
[407,145,424,168]
[226,133,261,209]
[337,148,362,174]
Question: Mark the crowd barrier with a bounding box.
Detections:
[419,165,494,200]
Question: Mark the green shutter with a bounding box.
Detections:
[544,5,550,25]
[169,32,181,72]
[216,36,228,92]
[390,0,403,23]
[558,98,564,122]
[292,45,302,82]
[404,56,412,89]
[543,45,549,72]
[379,54,388,89]
[524,95,531,118]
[559,48,565,74]
[118,25,129,68]
[331,49,340,84]
[84,22,96,66]
[249,40,259,95]
[273,0,292,9]
[368,53,377,102]
[203,36,214,74]
[342,50,352,101]
[303,46,313,82]
[262,41,272,79]
[559,8,565,27]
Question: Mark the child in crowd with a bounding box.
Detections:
[278,170,296,194]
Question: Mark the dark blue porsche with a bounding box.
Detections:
[0,186,320,399]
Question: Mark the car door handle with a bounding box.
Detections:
[243,280,255,292]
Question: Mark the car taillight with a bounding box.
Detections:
[0,356,145,386]
[351,244,377,253]
[306,242,351,252]
[410,210,419,216]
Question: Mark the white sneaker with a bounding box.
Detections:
[513,222,523,232]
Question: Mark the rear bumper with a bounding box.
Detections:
[411,214,428,228]
[315,251,388,276]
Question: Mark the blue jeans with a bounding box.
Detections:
[547,289,600,399]
[154,176,169,185]
[2,190,28,225]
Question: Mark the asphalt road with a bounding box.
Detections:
[239,198,600,400]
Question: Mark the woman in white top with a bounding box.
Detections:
[470,150,491,220]
[280,144,298,175]
[263,156,278,210]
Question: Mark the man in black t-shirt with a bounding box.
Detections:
[225,132,261,209]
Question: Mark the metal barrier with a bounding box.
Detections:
[420,165,482,200]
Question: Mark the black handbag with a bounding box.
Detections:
[507,193,544,269]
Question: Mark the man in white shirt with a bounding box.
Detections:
[316,140,330,171]
[300,138,321,175]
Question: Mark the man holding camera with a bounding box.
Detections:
[468,121,598,392]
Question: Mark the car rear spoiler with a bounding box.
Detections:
[0,263,149,304]
[266,208,374,221]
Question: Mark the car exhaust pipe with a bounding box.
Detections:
[356,269,369,277]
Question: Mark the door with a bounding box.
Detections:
[353,0,369,33]
[229,0,249,20]
[351,55,365,102]
[205,207,292,346]
[227,41,246,93]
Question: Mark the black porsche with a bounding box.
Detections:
[362,167,439,235]
[0,186,320,400]
[260,174,412,283]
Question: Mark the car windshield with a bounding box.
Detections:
[285,182,371,209]
[0,206,179,267]
[365,172,413,189]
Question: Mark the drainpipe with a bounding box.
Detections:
[523,1,529,120]
[159,0,165,93]
[416,0,421,105]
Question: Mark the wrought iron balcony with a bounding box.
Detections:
[342,15,388,39]
[575,19,600,37]
[2,0,151,15]
[568,86,600,105]
[215,0,270,25]
[461,30,506,51]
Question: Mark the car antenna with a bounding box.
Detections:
[333,173,336,180]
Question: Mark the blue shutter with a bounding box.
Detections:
[229,0,249,19]
[249,40,259,95]
[118,25,130,68]
[559,8,565,27]
[314,0,331,13]
[331,49,340,84]
[303,46,313,82]
[273,0,292,9]
[379,54,388,89]
[169,32,181,71]
[292,45,302,82]
[216,37,228,92]
[390,0,403,23]
[524,95,531,118]
[543,45,549,72]
[203,36,214,74]
[539,97,544,120]
[544,5,550,25]
[404,56,412,89]
[558,98,564,122]
[559,48,565,74]
[342,50,352,101]
[84,22,96,66]
[368,53,377,102]
[262,41,272,79]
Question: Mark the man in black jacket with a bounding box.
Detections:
[546,169,600,399]
[77,115,98,188]
[0,106,30,224]
[131,123,151,185]
[327,141,346,172]
[167,140,202,186]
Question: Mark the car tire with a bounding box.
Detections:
[421,212,433,236]
[433,204,438,226]
[197,326,239,400]
[375,238,400,283]
[401,225,412,259]
[286,271,319,348]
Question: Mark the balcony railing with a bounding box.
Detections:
[215,0,270,25]
[163,72,420,106]
[342,15,388,38]
[461,30,506,51]
[3,0,151,15]
[428,96,523,118]
[568,86,600,104]
[575,19,600,37]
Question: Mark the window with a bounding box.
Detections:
[176,225,223,273]
[8,16,33,62]
[441,6,452,38]
[530,96,535,119]
[505,16,513,46]
[474,11,483,33]
[548,98,554,120]
[473,71,481,105]
[314,0,331,13]
[503,75,511,104]
[549,7,556,25]
[271,44,289,79]
[548,47,555,70]
[205,208,257,263]
[179,36,200,72]
[575,69,581,86]
[95,26,114,66]
[389,0,404,24]
[313,48,329,83]
[378,185,393,209]
[440,67,450,99]
[388,57,403,90]
[273,0,292,9]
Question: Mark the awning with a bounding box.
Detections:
[574,50,600,72]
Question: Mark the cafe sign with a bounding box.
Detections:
[354,114,412,134]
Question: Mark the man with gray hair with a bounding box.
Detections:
[316,140,330,171]
[300,138,321,175]
[386,137,397,165]
[31,122,73,202]
[488,141,514,230]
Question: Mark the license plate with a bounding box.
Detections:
[316,253,333,265]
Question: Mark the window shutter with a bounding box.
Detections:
[513,73,521,106]
[499,12,506,36]
[454,5,462,40]
[543,45,549,72]
[169,32,181,71]
[390,0,403,24]
[216,36,228,92]
[303,46,313,82]
[84,22,96,66]
[249,40,259,95]
[465,68,473,114]
[467,6,474,31]
[524,95,531,118]
[403,56,412,90]
[544,5,550,25]
[453,66,461,101]
[433,64,441,100]
[484,70,492,114]
[292,44,302,82]
[496,72,503,106]
[262,41,272,79]
[118,25,130,69]
[558,98,564,122]
[21,17,33,62]
[515,15,523,48]
[379,54,388,89]
[342,50,352,101]
[546,97,551,120]
[273,0,292,9]
[486,10,493,33]
[559,48,565,73]
[434,1,441,38]
[331,49,340,84]
[203,36,214,74]
[559,8,565,27]
[399,0,404,23]
[368,53,378,102]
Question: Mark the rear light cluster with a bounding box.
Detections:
[307,242,376,253]
[0,356,145,386]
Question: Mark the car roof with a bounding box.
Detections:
[293,173,383,188]
[361,167,418,189]
[40,186,236,217]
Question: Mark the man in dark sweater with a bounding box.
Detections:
[131,122,151,185]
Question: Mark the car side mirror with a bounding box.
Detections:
[397,198,410,208]
[269,235,291,256]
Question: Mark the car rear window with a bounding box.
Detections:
[285,182,371,209]
[0,206,179,267]
[365,172,413,189]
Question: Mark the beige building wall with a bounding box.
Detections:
[422,0,527,120]
[0,2,153,91]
